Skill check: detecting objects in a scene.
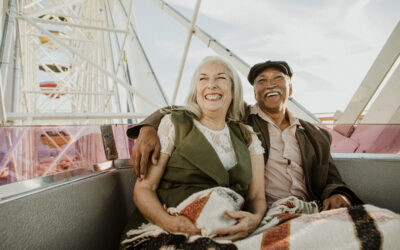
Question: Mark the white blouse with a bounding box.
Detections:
[158,114,264,171]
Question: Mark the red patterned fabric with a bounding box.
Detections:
[180,192,211,223]
[261,222,290,250]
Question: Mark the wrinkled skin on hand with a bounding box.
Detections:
[130,126,160,179]
[164,215,201,235]
[322,194,351,211]
[213,210,261,241]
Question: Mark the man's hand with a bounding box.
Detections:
[164,215,201,235]
[322,194,351,211]
[213,211,261,241]
[131,126,160,179]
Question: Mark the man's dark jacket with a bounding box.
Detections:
[127,105,362,205]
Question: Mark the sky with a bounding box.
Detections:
[132,0,399,114]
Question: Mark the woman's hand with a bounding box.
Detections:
[213,210,262,241]
[212,154,267,241]
[163,215,201,235]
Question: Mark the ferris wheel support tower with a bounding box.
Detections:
[0,0,169,125]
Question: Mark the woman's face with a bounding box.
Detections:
[195,61,233,116]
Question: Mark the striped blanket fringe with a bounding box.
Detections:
[121,187,400,250]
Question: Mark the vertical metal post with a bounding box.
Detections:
[171,0,201,104]
[12,16,20,115]
[0,71,7,125]
[0,0,15,88]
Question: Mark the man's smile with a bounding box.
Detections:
[263,89,282,98]
[266,92,280,97]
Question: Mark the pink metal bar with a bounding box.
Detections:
[1,124,399,186]
[322,124,400,154]
[0,125,114,186]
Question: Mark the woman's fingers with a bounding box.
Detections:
[224,210,246,219]
[213,211,259,241]
[214,223,243,236]
[167,216,201,235]
[214,231,247,242]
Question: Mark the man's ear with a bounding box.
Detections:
[289,83,293,97]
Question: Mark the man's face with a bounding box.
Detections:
[253,67,292,114]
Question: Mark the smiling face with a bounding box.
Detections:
[195,61,233,117]
[253,67,292,114]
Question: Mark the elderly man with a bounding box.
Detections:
[127,60,362,210]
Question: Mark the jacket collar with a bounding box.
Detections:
[176,125,229,186]
[175,119,251,187]
[295,127,312,193]
[227,122,252,186]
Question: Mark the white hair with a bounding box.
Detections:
[184,56,244,121]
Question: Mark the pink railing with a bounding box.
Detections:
[0,124,399,186]
[322,124,400,154]
[0,125,133,186]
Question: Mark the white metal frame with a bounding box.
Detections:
[0,0,399,189]
[152,0,320,123]
[0,71,6,124]
[171,0,201,104]
[361,60,400,124]
[335,21,400,135]
[0,0,324,125]
[0,0,168,125]
[0,0,171,183]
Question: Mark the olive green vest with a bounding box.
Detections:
[156,110,252,207]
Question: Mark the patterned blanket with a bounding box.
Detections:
[121,187,400,250]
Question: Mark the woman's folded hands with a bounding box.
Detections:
[213,210,263,241]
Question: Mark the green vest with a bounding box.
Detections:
[156,110,252,207]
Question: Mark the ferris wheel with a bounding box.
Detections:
[0,0,170,125]
[0,0,326,126]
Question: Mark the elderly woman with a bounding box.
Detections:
[125,56,266,242]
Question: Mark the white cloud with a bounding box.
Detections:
[139,0,399,113]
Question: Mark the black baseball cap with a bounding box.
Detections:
[247,60,293,85]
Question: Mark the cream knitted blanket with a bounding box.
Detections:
[121,187,400,249]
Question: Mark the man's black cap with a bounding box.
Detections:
[247,60,293,85]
